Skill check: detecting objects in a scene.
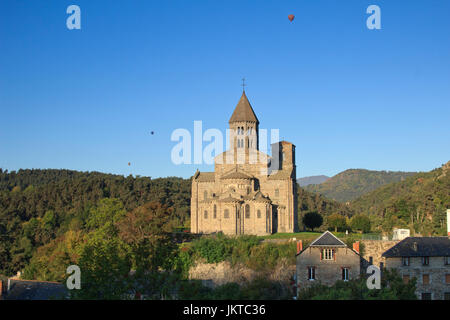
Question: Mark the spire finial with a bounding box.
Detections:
[241,77,246,92]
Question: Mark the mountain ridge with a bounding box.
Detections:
[304,169,418,202]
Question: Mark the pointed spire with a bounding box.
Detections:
[229,91,259,124]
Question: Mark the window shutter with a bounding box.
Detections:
[333,249,336,261]
[320,250,323,260]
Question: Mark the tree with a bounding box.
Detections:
[350,214,371,233]
[70,237,132,300]
[327,213,348,232]
[302,212,323,232]
[116,202,177,273]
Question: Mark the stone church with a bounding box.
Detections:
[190,90,298,236]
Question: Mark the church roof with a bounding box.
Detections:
[247,191,271,203]
[194,171,215,182]
[218,194,242,203]
[267,170,292,180]
[229,91,259,124]
[221,170,253,180]
[309,231,347,247]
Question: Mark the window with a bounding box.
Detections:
[445,274,450,284]
[402,275,410,284]
[422,274,430,285]
[322,249,334,261]
[308,267,316,280]
[213,205,217,219]
[342,268,349,281]
[421,293,432,300]
[224,209,229,219]
[445,257,450,265]
[445,292,450,300]
[402,257,410,266]
[204,210,208,219]
[257,210,261,219]
[245,204,250,219]
[275,189,279,197]
[422,256,429,266]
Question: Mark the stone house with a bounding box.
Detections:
[382,236,450,300]
[296,231,361,291]
[191,90,298,235]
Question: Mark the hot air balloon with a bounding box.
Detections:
[151,131,154,135]
[128,162,131,166]
[288,14,295,22]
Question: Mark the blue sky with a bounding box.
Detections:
[0,0,449,179]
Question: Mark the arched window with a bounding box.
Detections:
[245,204,250,219]
[204,191,207,200]
[238,139,241,148]
[257,210,261,218]
[204,210,208,219]
[224,209,229,219]
[213,205,217,219]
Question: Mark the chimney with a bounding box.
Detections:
[296,240,303,254]
[447,209,450,236]
[353,241,360,254]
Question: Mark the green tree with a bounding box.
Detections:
[302,212,323,231]
[327,213,348,232]
[350,214,371,233]
[70,237,132,300]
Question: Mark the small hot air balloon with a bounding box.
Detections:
[288,14,295,22]
[128,162,131,166]
[151,131,154,135]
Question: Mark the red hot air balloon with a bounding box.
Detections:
[288,14,295,22]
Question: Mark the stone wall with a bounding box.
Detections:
[360,240,399,268]
[188,260,295,288]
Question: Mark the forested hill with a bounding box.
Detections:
[297,175,329,187]
[350,162,450,236]
[0,169,191,275]
[304,169,417,202]
[0,168,350,277]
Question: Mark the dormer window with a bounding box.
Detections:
[322,248,334,260]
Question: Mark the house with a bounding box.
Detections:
[382,237,450,300]
[392,228,410,241]
[296,231,361,292]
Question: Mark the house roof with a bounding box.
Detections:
[382,237,450,258]
[4,279,67,300]
[309,231,347,247]
[229,91,259,124]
